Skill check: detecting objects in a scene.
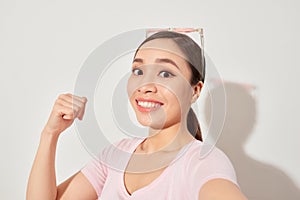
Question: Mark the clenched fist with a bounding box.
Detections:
[43,93,88,136]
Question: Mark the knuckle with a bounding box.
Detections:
[73,106,80,113]
[55,98,62,105]
[77,101,84,108]
[67,110,75,117]
[82,97,88,103]
[58,93,65,99]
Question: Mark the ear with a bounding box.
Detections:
[191,81,204,103]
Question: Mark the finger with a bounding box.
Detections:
[56,102,82,122]
[60,95,87,114]
[74,95,88,104]
[77,103,86,120]
[56,98,81,116]
[70,98,86,119]
[62,114,72,120]
[57,106,76,120]
[65,93,88,104]
[64,94,87,120]
[57,94,87,120]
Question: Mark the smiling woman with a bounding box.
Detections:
[26,30,248,200]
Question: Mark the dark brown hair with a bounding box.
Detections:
[134,31,205,141]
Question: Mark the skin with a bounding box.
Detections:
[26,94,96,200]
[26,38,247,200]
[127,38,199,153]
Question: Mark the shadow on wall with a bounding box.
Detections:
[204,82,300,200]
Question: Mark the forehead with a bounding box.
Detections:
[137,38,188,61]
[135,38,192,80]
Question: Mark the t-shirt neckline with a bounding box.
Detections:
[121,138,197,197]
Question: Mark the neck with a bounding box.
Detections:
[140,122,195,153]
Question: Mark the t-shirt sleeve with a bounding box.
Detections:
[186,146,239,197]
[80,138,131,197]
[80,150,108,197]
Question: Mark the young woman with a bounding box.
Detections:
[26,31,247,199]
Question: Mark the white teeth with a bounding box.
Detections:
[137,101,161,108]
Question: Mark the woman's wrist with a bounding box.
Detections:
[41,127,60,144]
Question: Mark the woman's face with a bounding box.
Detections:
[127,38,195,130]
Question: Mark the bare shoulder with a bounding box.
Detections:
[198,178,248,200]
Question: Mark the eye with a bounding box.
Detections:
[158,71,174,78]
[132,68,143,76]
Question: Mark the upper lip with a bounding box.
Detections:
[135,97,164,105]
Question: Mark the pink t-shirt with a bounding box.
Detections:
[81,137,238,200]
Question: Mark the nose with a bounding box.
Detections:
[137,83,157,94]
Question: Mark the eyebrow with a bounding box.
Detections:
[133,58,180,70]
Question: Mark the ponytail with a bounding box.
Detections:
[187,108,202,141]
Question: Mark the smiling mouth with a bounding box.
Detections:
[135,99,164,112]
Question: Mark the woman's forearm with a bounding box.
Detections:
[26,93,87,200]
[26,129,60,200]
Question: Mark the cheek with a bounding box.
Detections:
[161,78,193,105]
[160,84,192,118]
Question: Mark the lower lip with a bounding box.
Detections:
[136,102,162,113]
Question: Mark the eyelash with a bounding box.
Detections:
[131,68,175,78]
[158,71,175,78]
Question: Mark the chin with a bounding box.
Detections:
[135,113,167,130]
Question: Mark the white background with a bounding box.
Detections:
[0,0,299,199]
